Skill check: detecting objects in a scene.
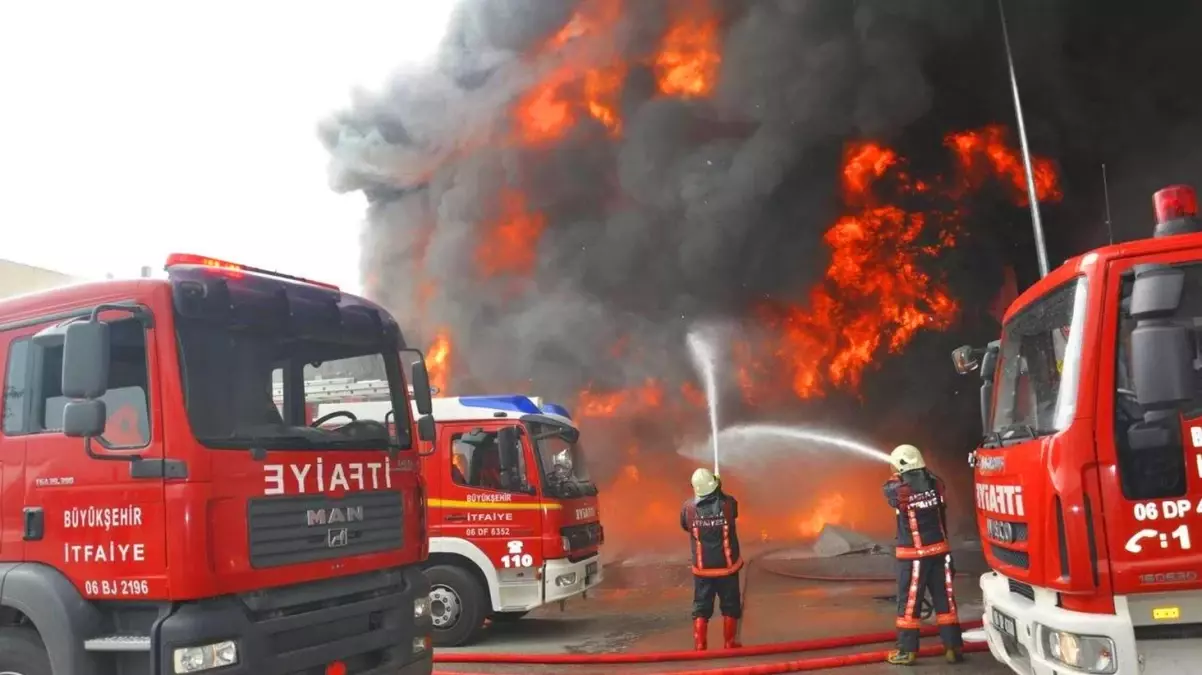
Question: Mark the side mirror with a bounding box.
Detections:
[411,361,433,416]
[62,321,111,399]
[980,342,1000,380]
[497,426,521,473]
[417,415,435,443]
[1131,323,1193,410]
[951,345,980,375]
[63,400,107,438]
[1131,264,1185,316]
[979,380,995,435]
[1129,264,1192,412]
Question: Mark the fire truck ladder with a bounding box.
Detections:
[272,378,393,404]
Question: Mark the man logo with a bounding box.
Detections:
[306,506,364,527]
[328,528,349,548]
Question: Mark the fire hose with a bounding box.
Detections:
[435,643,990,674]
[435,552,986,670]
[434,641,990,674]
[433,620,985,666]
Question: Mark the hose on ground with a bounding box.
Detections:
[433,620,984,664]
[434,641,989,674]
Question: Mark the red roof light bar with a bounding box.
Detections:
[164,253,340,291]
[1153,185,1199,225]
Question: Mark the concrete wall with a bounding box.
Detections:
[0,259,84,300]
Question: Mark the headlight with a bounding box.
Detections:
[1038,626,1116,674]
[414,595,431,620]
[555,572,578,587]
[173,641,238,673]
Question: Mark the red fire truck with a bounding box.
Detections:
[318,394,604,647]
[0,253,437,675]
[954,186,1202,673]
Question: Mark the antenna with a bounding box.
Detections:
[998,0,1050,278]
[1102,164,1114,244]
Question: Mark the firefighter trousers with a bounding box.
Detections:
[692,573,742,620]
[895,554,962,653]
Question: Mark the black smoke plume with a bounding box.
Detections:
[318,0,1202,538]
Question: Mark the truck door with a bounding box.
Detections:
[439,423,543,609]
[1097,251,1202,597]
[12,312,168,599]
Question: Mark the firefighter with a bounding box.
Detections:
[883,444,964,666]
[680,468,743,651]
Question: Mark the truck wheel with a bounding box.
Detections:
[0,627,51,675]
[491,611,529,623]
[426,565,487,647]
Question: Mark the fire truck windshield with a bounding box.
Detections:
[176,318,410,452]
[526,420,596,498]
[990,276,1089,441]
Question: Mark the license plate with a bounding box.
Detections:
[586,561,598,576]
[991,608,1018,640]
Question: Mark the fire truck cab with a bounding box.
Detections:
[0,254,437,675]
[316,394,604,647]
[954,186,1202,673]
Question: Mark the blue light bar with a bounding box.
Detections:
[458,395,542,415]
[540,403,572,420]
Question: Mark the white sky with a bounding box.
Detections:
[0,1,458,293]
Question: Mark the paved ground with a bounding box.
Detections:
[433,547,1010,674]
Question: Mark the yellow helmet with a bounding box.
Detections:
[691,468,719,498]
[889,444,926,474]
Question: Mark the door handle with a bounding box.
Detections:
[444,513,467,522]
[23,507,44,541]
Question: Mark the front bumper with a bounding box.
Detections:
[543,554,603,604]
[980,571,1139,675]
[155,566,433,675]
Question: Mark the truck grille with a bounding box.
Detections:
[1008,579,1035,601]
[240,567,423,674]
[561,522,603,554]
[990,543,1030,570]
[248,491,404,569]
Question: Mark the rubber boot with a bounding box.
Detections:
[886,649,917,665]
[693,618,708,651]
[945,647,965,663]
[722,616,742,649]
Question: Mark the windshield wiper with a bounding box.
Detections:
[994,424,1055,443]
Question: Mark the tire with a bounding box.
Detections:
[490,611,529,623]
[426,564,488,647]
[0,627,51,675]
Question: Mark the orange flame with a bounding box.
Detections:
[655,0,722,98]
[946,125,1062,204]
[427,332,452,394]
[740,129,1060,402]
[476,190,547,277]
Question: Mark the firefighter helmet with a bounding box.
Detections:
[691,468,719,498]
[889,444,926,473]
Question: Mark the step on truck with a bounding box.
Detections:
[953,185,1202,673]
[312,393,604,647]
[0,253,438,675]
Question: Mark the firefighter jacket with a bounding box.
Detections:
[680,491,743,577]
[883,469,951,560]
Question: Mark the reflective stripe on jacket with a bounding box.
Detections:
[681,492,742,576]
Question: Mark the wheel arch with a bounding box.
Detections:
[0,563,104,675]
[425,537,500,610]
